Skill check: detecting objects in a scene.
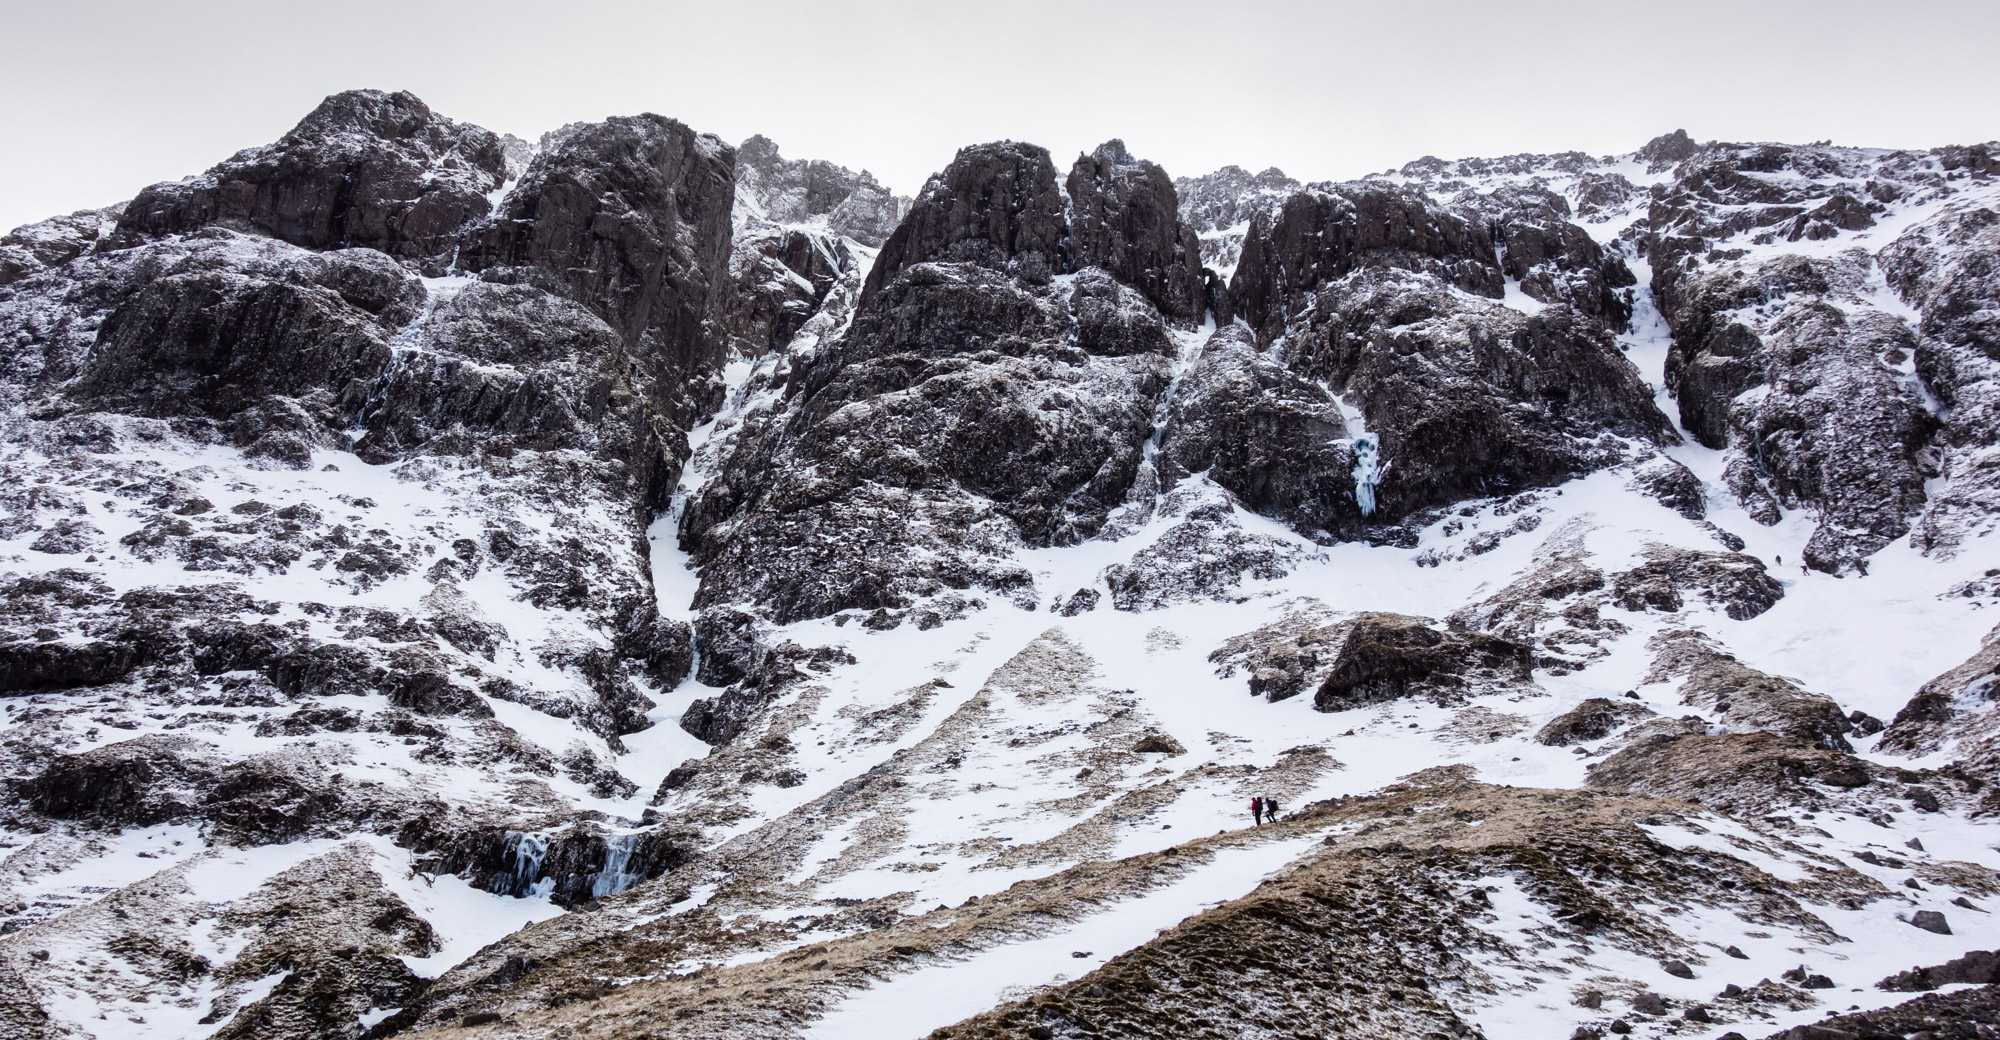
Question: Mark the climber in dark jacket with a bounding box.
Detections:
[1265,795,1281,821]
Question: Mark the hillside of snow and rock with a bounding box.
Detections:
[0,90,1998,1040]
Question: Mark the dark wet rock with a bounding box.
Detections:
[114,89,505,260]
[1910,910,1952,934]
[17,735,222,826]
[679,610,855,744]
[1211,608,1535,711]
[0,638,142,692]
[458,113,736,425]
[1309,614,1534,712]
[1537,698,1657,746]
[1066,140,1204,322]
[862,140,1069,301]
[1722,457,1784,526]
[1229,183,1502,337]
[418,821,700,909]
[69,237,411,424]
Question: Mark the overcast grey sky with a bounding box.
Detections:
[3,0,1996,233]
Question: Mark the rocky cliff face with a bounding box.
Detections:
[4,94,2000,1040]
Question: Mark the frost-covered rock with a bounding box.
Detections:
[113,89,506,262]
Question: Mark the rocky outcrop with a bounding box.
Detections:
[1646,630,1854,751]
[114,89,506,262]
[1642,140,2000,573]
[1158,325,1364,542]
[685,140,1209,623]
[1449,183,1636,324]
[1659,254,1935,573]
[1881,622,2000,786]
[860,141,1069,300]
[1066,140,1204,323]
[1101,485,1321,611]
[1173,164,1298,276]
[1537,698,1657,746]
[68,236,413,425]
[686,260,1172,622]
[1877,950,2000,991]
[1211,609,1536,711]
[1273,269,1673,520]
[1880,201,2000,557]
[459,113,736,425]
[417,821,700,908]
[733,134,908,247]
[1608,547,1784,621]
[1228,183,1502,336]
[677,609,854,744]
[1586,732,1887,813]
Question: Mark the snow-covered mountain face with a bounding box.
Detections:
[1,90,1998,1040]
